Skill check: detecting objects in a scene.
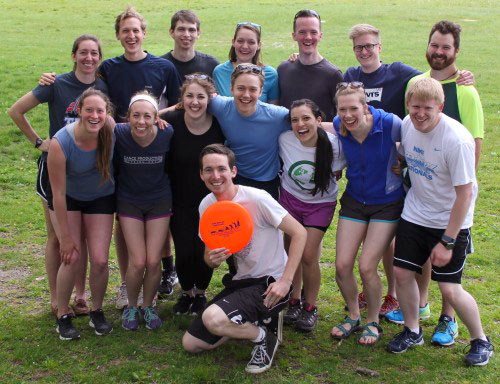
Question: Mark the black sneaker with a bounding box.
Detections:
[464,337,494,366]
[265,310,284,344]
[387,326,424,353]
[89,309,113,336]
[284,298,302,325]
[173,293,193,315]
[245,328,279,374]
[56,314,80,341]
[158,270,178,297]
[190,294,207,316]
[295,303,318,332]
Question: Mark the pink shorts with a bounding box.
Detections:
[279,187,337,232]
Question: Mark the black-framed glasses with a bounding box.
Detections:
[233,63,263,75]
[237,22,261,33]
[353,43,380,53]
[185,74,209,81]
[294,9,321,22]
[336,82,364,91]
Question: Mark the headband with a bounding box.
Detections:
[129,94,159,112]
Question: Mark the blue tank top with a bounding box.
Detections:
[53,122,114,201]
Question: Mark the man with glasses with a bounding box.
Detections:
[278,9,343,121]
[162,9,219,79]
[182,144,307,374]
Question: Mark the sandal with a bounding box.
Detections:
[358,321,383,345]
[331,315,362,339]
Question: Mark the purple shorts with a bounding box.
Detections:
[279,187,336,232]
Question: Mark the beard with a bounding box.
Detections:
[426,51,456,70]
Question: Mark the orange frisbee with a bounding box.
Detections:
[200,201,253,254]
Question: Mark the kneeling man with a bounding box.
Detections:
[182,144,307,373]
[388,78,493,366]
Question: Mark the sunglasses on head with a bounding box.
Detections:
[336,82,364,91]
[233,63,263,75]
[185,74,209,81]
[237,22,261,33]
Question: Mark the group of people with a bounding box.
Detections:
[9,5,493,374]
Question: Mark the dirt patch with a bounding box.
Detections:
[0,262,31,305]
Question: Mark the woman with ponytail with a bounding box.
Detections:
[278,99,345,332]
[48,88,115,341]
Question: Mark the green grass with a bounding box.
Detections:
[0,0,498,382]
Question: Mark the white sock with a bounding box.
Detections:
[252,327,266,343]
[474,335,488,342]
[409,327,420,334]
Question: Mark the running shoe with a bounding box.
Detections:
[464,337,494,366]
[379,295,399,316]
[431,314,458,346]
[143,306,162,330]
[122,306,140,331]
[173,293,193,315]
[387,326,424,353]
[190,294,207,316]
[158,269,179,297]
[295,303,318,332]
[284,298,302,325]
[245,328,279,374]
[385,303,431,324]
[116,282,128,310]
[89,309,113,336]
[56,314,80,341]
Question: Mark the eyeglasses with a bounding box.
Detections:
[336,82,364,91]
[294,9,321,22]
[233,63,263,75]
[185,74,209,80]
[237,22,261,33]
[353,43,380,53]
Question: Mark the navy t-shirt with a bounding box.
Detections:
[114,123,173,203]
[161,51,219,80]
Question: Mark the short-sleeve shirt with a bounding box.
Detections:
[199,185,288,280]
[208,95,290,181]
[161,50,219,79]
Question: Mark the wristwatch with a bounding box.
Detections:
[439,234,456,250]
[34,137,43,149]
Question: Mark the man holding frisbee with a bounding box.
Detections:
[182,144,307,374]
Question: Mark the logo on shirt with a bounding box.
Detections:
[365,88,383,102]
[406,153,437,180]
[288,161,315,191]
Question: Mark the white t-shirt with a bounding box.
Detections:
[279,131,346,203]
[199,185,288,280]
[400,114,477,229]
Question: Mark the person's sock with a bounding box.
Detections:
[162,256,174,272]
[252,327,266,343]
[409,327,420,334]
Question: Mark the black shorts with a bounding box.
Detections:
[338,192,403,224]
[36,155,50,202]
[394,218,472,284]
[187,275,291,345]
[117,199,172,221]
[48,193,116,214]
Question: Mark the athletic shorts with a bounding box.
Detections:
[393,218,472,284]
[234,174,280,201]
[36,155,50,202]
[117,199,172,221]
[187,275,291,345]
[338,192,403,224]
[48,193,115,214]
[279,187,336,232]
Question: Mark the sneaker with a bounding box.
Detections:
[158,270,178,297]
[344,292,367,311]
[116,282,128,310]
[122,306,140,331]
[379,295,399,317]
[173,293,193,315]
[89,309,113,336]
[387,326,424,353]
[284,298,302,325]
[245,328,279,374]
[56,314,80,341]
[190,294,207,316]
[464,337,494,366]
[143,306,162,330]
[385,303,431,324]
[266,310,284,344]
[72,299,90,316]
[295,303,318,332]
[431,315,458,346]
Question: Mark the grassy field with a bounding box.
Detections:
[0,0,498,382]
